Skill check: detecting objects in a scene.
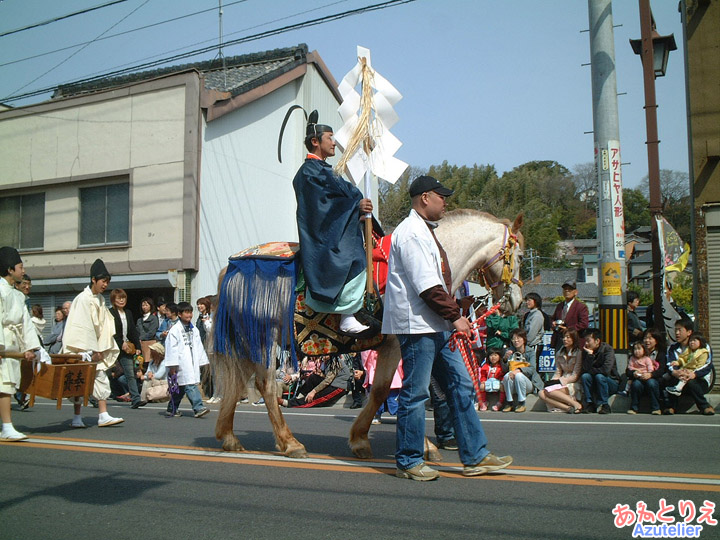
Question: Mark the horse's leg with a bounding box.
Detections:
[424,436,442,463]
[349,337,399,459]
[253,365,308,459]
[214,355,248,452]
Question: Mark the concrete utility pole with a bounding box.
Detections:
[588,0,628,352]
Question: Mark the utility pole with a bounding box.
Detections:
[588,0,628,353]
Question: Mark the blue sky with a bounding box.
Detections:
[0,0,689,187]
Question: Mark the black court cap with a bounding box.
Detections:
[562,279,577,289]
[409,175,454,198]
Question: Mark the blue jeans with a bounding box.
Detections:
[118,354,141,405]
[502,372,533,404]
[581,373,619,406]
[168,383,205,414]
[396,332,489,470]
[630,378,660,411]
[429,376,455,443]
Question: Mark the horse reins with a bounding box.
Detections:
[448,301,503,403]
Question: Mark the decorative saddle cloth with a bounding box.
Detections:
[216,241,386,364]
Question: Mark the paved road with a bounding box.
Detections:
[1,399,718,540]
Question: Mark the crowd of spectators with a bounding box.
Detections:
[16,277,715,423]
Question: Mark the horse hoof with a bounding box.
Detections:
[221,437,246,453]
[284,445,308,459]
[425,449,443,463]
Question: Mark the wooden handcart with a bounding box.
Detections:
[11,352,98,410]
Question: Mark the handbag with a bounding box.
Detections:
[485,378,501,393]
[145,380,169,402]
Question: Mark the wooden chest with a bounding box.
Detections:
[19,354,98,409]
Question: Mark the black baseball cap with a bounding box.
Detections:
[409,175,454,198]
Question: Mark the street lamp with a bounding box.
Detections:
[630,0,676,332]
[630,30,677,78]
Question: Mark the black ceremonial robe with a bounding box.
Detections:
[293,156,365,306]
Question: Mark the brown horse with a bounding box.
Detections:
[212,209,524,459]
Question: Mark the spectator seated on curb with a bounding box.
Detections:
[538,329,583,414]
[580,328,620,414]
[625,332,665,415]
[279,354,352,408]
[501,329,543,413]
[477,348,506,411]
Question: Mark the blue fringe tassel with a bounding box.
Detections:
[214,257,298,370]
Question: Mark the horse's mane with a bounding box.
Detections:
[442,208,512,228]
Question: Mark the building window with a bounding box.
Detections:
[80,183,129,246]
[0,193,45,250]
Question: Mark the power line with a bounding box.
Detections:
[58,0,351,86]
[0,0,129,38]
[1,0,415,104]
[0,0,250,69]
[5,0,151,99]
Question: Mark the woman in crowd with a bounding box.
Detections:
[502,328,544,413]
[523,293,545,369]
[30,304,46,343]
[196,296,221,404]
[109,289,144,409]
[138,342,169,403]
[195,297,212,344]
[136,297,159,371]
[45,305,65,353]
[627,329,666,415]
[279,354,352,408]
[538,329,583,413]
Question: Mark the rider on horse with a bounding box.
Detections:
[292,112,375,336]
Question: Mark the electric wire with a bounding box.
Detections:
[1,0,415,104]
[0,0,129,38]
[60,0,350,85]
[5,0,151,99]
[0,0,250,69]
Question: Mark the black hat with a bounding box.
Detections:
[305,109,333,140]
[0,246,21,274]
[562,279,577,289]
[90,259,111,280]
[409,175,454,198]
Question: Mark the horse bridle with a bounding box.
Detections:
[479,225,523,301]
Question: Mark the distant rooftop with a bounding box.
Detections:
[53,44,310,100]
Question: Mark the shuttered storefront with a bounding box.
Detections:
[707,226,720,350]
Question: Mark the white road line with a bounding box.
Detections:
[27,401,719,428]
[23,437,720,487]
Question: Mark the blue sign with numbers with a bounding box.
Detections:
[537,331,556,372]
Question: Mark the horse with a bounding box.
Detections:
[211,209,524,460]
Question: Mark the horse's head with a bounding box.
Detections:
[481,214,524,314]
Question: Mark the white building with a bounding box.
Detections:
[0,44,369,333]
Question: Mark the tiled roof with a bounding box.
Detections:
[54,44,309,99]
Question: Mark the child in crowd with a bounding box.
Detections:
[155,302,179,344]
[164,302,210,418]
[619,341,655,397]
[478,348,506,411]
[666,334,709,396]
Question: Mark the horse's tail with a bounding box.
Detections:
[213,258,297,369]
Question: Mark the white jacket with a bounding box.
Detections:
[382,209,452,335]
[164,322,209,386]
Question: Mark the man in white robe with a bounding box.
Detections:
[0,247,41,441]
[62,259,123,427]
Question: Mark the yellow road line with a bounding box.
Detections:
[4,435,720,491]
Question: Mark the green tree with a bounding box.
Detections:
[623,188,651,233]
[640,169,691,240]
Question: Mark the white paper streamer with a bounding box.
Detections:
[336,46,408,185]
